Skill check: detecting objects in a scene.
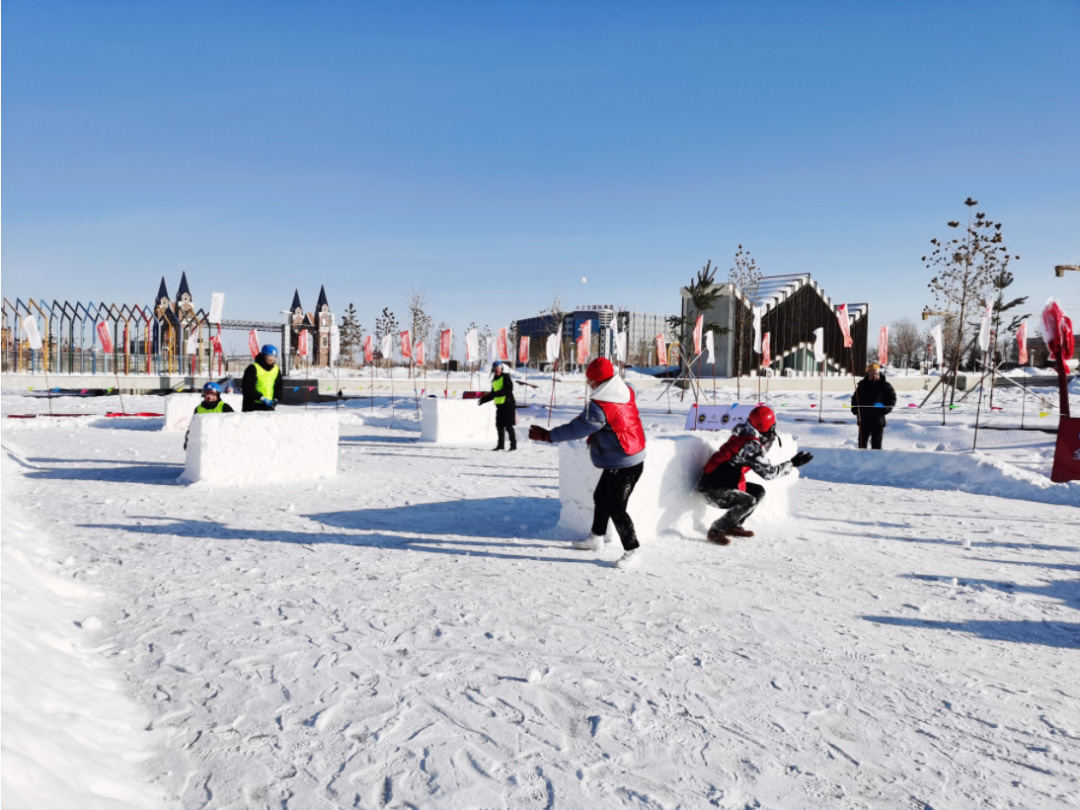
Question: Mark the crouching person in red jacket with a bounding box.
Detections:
[529,358,647,569]
[698,405,812,546]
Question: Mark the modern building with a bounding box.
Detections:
[680,273,869,377]
[515,305,674,368]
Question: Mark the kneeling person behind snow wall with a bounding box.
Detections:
[529,357,647,569]
[697,405,812,546]
[184,382,235,449]
[242,344,282,412]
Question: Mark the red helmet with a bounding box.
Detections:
[586,357,615,383]
[747,405,776,434]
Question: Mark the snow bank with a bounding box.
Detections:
[180,411,338,485]
[420,398,496,445]
[162,393,243,431]
[802,447,1080,506]
[1,485,168,809]
[556,431,800,542]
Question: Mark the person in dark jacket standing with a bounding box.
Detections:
[478,360,517,450]
[241,345,283,412]
[852,362,897,449]
[697,405,812,545]
[529,357,647,569]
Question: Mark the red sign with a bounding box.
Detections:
[761,332,771,369]
[440,329,452,362]
[248,330,260,358]
[1051,416,1080,483]
[519,336,530,365]
[96,322,113,353]
[400,330,412,360]
[693,314,703,355]
[363,335,373,364]
[836,304,852,348]
[878,325,889,367]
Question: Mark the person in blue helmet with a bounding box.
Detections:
[241,344,283,412]
[184,382,235,449]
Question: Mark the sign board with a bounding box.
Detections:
[684,404,756,432]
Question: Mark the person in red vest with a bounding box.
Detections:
[529,357,647,569]
[697,405,812,546]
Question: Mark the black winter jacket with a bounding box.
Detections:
[851,374,897,427]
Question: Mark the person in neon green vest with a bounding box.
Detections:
[184,382,235,449]
[242,344,283,412]
[478,360,517,451]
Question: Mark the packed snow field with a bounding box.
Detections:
[2,373,1079,809]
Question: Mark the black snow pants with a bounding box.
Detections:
[591,462,645,551]
[494,404,516,449]
[699,482,766,533]
[858,421,885,450]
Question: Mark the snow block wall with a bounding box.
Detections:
[420,398,497,445]
[180,411,339,485]
[163,393,243,432]
[556,431,800,542]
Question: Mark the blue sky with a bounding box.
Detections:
[3,0,1078,351]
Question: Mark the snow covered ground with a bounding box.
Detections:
[2,375,1079,809]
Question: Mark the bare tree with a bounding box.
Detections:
[889,320,921,374]
[924,198,1018,403]
[729,245,763,384]
[406,288,433,373]
[374,307,398,372]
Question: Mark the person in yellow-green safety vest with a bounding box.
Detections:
[184,381,235,449]
[242,344,283,412]
[478,360,517,451]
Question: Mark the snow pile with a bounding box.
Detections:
[0,468,168,809]
[556,431,800,541]
[419,398,496,445]
[180,411,338,485]
[162,393,243,432]
[803,447,1080,506]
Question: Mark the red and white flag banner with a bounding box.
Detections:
[878,325,889,367]
[363,335,373,364]
[440,329,452,363]
[1041,299,1075,364]
[400,330,412,360]
[656,334,668,366]
[1017,322,1028,365]
[495,327,509,362]
[693,314,704,356]
[297,329,309,358]
[96,321,114,354]
[836,304,852,348]
[761,332,771,369]
[248,330,260,358]
[414,339,425,366]
[577,320,592,365]
[210,334,223,355]
[519,335,530,365]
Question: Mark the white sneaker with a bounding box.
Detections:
[614,550,641,569]
[571,534,604,551]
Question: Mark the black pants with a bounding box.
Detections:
[495,426,517,449]
[699,482,765,533]
[858,422,884,449]
[590,462,645,551]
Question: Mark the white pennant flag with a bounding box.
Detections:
[752,307,763,354]
[487,336,497,364]
[465,328,479,362]
[546,331,561,364]
[812,327,825,364]
[22,315,44,351]
[330,322,340,364]
[381,334,393,360]
[615,329,627,363]
[185,332,198,355]
[978,304,992,353]
[930,324,943,367]
[705,330,715,365]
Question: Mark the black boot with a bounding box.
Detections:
[508,427,517,451]
[493,427,505,451]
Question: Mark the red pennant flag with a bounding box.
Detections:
[400,330,412,360]
[440,329,452,363]
[363,335,373,364]
[655,334,667,366]
[519,335,530,365]
[693,314,704,355]
[414,339,425,366]
[497,327,510,362]
[248,330,260,358]
[297,330,309,357]
[210,334,223,355]
[1017,322,1028,365]
[836,304,852,348]
[761,332,771,369]
[878,325,889,367]
[96,322,113,354]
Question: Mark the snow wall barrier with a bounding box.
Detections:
[163,393,244,432]
[419,398,497,446]
[180,411,339,485]
[556,432,800,542]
